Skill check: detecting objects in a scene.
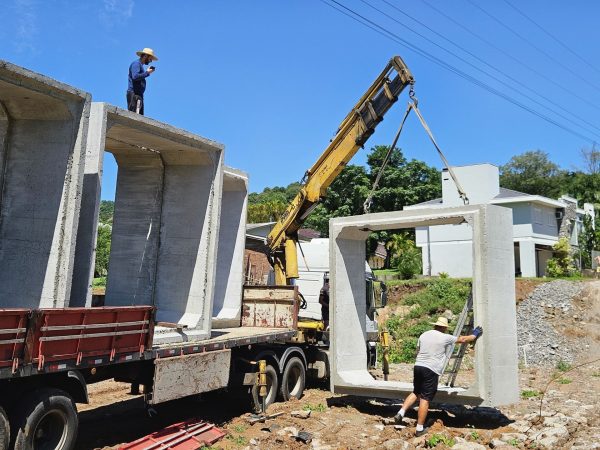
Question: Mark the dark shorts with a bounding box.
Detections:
[413,365,439,401]
[126,91,144,115]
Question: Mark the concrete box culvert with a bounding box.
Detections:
[0,60,91,308]
[72,103,224,344]
[329,205,519,407]
[212,167,248,329]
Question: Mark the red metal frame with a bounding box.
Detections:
[0,309,30,372]
[25,306,154,370]
[119,419,225,450]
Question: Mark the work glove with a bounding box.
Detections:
[472,326,483,338]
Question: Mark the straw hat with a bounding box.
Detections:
[430,317,449,328]
[136,48,159,61]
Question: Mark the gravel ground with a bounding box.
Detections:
[516,280,585,367]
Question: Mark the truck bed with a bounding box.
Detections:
[0,306,296,380]
[152,327,296,358]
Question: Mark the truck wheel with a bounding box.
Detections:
[0,406,9,450]
[251,364,279,413]
[13,388,78,450]
[280,357,305,401]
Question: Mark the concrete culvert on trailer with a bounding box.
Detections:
[0,60,91,310]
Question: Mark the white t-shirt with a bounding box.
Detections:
[415,329,457,375]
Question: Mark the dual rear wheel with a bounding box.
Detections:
[251,356,306,412]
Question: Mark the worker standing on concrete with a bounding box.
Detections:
[395,317,482,436]
[127,48,158,115]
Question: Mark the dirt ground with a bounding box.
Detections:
[75,281,600,450]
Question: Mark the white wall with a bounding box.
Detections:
[442,164,499,206]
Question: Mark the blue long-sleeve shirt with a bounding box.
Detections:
[128,59,149,96]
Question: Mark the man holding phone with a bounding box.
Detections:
[127,47,158,115]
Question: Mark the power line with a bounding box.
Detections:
[464,0,600,94]
[502,0,600,76]
[419,0,600,114]
[360,0,600,139]
[318,0,597,144]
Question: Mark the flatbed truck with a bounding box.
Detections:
[0,287,323,450]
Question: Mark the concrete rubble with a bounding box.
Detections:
[0,60,91,308]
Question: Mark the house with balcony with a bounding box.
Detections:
[404,163,595,277]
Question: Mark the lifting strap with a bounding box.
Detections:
[363,88,469,214]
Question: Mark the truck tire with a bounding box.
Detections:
[280,357,305,401]
[251,364,279,413]
[0,406,9,450]
[13,388,78,450]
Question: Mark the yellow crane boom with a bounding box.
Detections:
[267,56,414,285]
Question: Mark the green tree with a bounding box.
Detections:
[247,182,302,224]
[578,215,598,269]
[247,201,287,223]
[500,150,564,198]
[386,232,422,279]
[99,200,114,224]
[95,224,112,277]
[304,164,370,234]
[561,171,600,206]
[365,146,441,212]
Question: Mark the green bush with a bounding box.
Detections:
[384,278,471,363]
[92,277,106,288]
[521,389,540,399]
[426,434,455,447]
[387,233,422,279]
[546,237,577,277]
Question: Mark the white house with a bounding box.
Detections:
[404,164,595,277]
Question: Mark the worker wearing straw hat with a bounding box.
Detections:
[127,48,158,115]
[395,316,483,437]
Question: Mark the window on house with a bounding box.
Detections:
[534,207,543,224]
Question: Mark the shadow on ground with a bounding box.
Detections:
[76,390,250,449]
[327,395,513,430]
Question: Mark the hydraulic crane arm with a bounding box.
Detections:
[267,56,414,285]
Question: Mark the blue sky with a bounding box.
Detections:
[2,1,599,199]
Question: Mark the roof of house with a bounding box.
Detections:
[406,187,569,210]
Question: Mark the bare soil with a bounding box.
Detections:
[75,281,600,450]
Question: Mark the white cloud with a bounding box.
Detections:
[100,0,135,28]
[13,0,38,53]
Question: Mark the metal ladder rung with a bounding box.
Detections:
[442,289,474,387]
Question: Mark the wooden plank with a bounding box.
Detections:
[242,287,298,328]
[242,286,296,301]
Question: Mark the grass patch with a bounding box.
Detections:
[92,277,106,287]
[383,278,471,363]
[303,402,326,412]
[231,424,247,433]
[507,438,520,447]
[556,360,572,372]
[226,434,247,446]
[373,269,401,276]
[521,389,540,399]
[592,371,600,377]
[557,377,572,384]
[426,433,455,448]
[469,430,480,441]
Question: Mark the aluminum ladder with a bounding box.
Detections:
[441,290,474,387]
